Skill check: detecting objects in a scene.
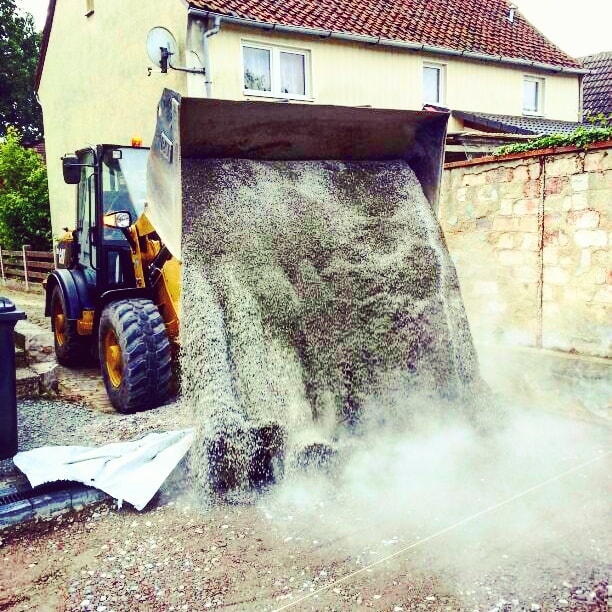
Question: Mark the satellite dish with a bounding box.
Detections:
[146,27,178,71]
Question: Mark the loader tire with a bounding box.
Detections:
[51,285,88,367]
[99,298,171,414]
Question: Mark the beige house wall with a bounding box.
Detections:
[38,0,187,237]
[207,24,580,122]
[439,144,611,358]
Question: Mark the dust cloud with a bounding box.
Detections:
[176,157,609,606]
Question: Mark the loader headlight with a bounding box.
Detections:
[103,211,133,229]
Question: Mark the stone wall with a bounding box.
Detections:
[439,142,611,358]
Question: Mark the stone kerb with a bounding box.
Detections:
[440,142,611,358]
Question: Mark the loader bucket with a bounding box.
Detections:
[146,89,449,261]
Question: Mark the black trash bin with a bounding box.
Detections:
[0,297,26,460]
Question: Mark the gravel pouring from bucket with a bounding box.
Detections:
[147,90,482,493]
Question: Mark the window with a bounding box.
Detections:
[422,63,445,105]
[242,43,310,99]
[523,76,544,115]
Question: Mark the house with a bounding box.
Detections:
[36,0,586,236]
[579,51,612,119]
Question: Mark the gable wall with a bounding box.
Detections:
[38,0,187,236]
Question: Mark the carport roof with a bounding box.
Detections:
[453,110,583,135]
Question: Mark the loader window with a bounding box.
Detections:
[101,147,148,241]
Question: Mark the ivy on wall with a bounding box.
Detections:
[497,113,612,156]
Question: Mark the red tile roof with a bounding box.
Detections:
[580,52,612,117]
[188,0,580,70]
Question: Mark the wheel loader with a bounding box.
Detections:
[46,88,450,415]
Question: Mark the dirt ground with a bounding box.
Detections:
[0,286,609,611]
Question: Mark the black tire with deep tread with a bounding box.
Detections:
[99,298,171,413]
[50,285,89,367]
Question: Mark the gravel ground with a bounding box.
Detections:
[1,290,609,612]
[16,397,191,450]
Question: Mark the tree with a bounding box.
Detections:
[0,0,43,144]
[0,127,51,250]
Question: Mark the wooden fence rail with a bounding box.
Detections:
[0,245,54,290]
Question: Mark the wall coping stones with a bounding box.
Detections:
[445,140,612,170]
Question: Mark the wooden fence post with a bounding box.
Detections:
[0,246,4,284]
[22,244,30,291]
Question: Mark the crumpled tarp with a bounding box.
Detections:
[13,430,194,511]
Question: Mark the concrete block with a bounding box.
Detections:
[499,198,514,216]
[543,193,563,213]
[544,266,569,285]
[486,167,514,183]
[499,249,524,266]
[463,172,487,186]
[593,286,612,304]
[513,165,530,181]
[521,234,540,251]
[514,199,539,215]
[493,217,519,232]
[584,152,604,172]
[31,490,72,520]
[570,173,590,192]
[579,249,591,270]
[574,229,607,248]
[474,281,498,296]
[528,162,542,180]
[497,233,514,249]
[543,246,558,265]
[592,249,608,266]
[0,499,33,529]
[456,187,468,202]
[601,150,612,171]
[14,321,55,364]
[519,217,540,232]
[524,179,542,198]
[568,209,600,229]
[515,265,539,282]
[30,362,58,393]
[587,185,612,207]
[544,176,568,196]
[570,192,588,210]
[547,155,582,177]
[476,184,499,203]
[71,487,109,512]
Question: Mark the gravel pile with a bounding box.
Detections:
[16,397,192,451]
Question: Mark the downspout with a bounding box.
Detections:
[202,16,221,98]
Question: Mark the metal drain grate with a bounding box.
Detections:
[0,481,82,506]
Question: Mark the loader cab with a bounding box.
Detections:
[67,145,149,296]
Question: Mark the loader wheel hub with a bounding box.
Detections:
[54,312,66,346]
[103,330,123,388]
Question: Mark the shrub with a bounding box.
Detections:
[0,126,51,250]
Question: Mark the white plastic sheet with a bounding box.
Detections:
[14,430,194,511]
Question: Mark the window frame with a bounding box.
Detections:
[241,41,312,101]
[422,62,446,106]
[523,75,545,116]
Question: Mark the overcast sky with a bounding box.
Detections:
[15,0,612,58]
